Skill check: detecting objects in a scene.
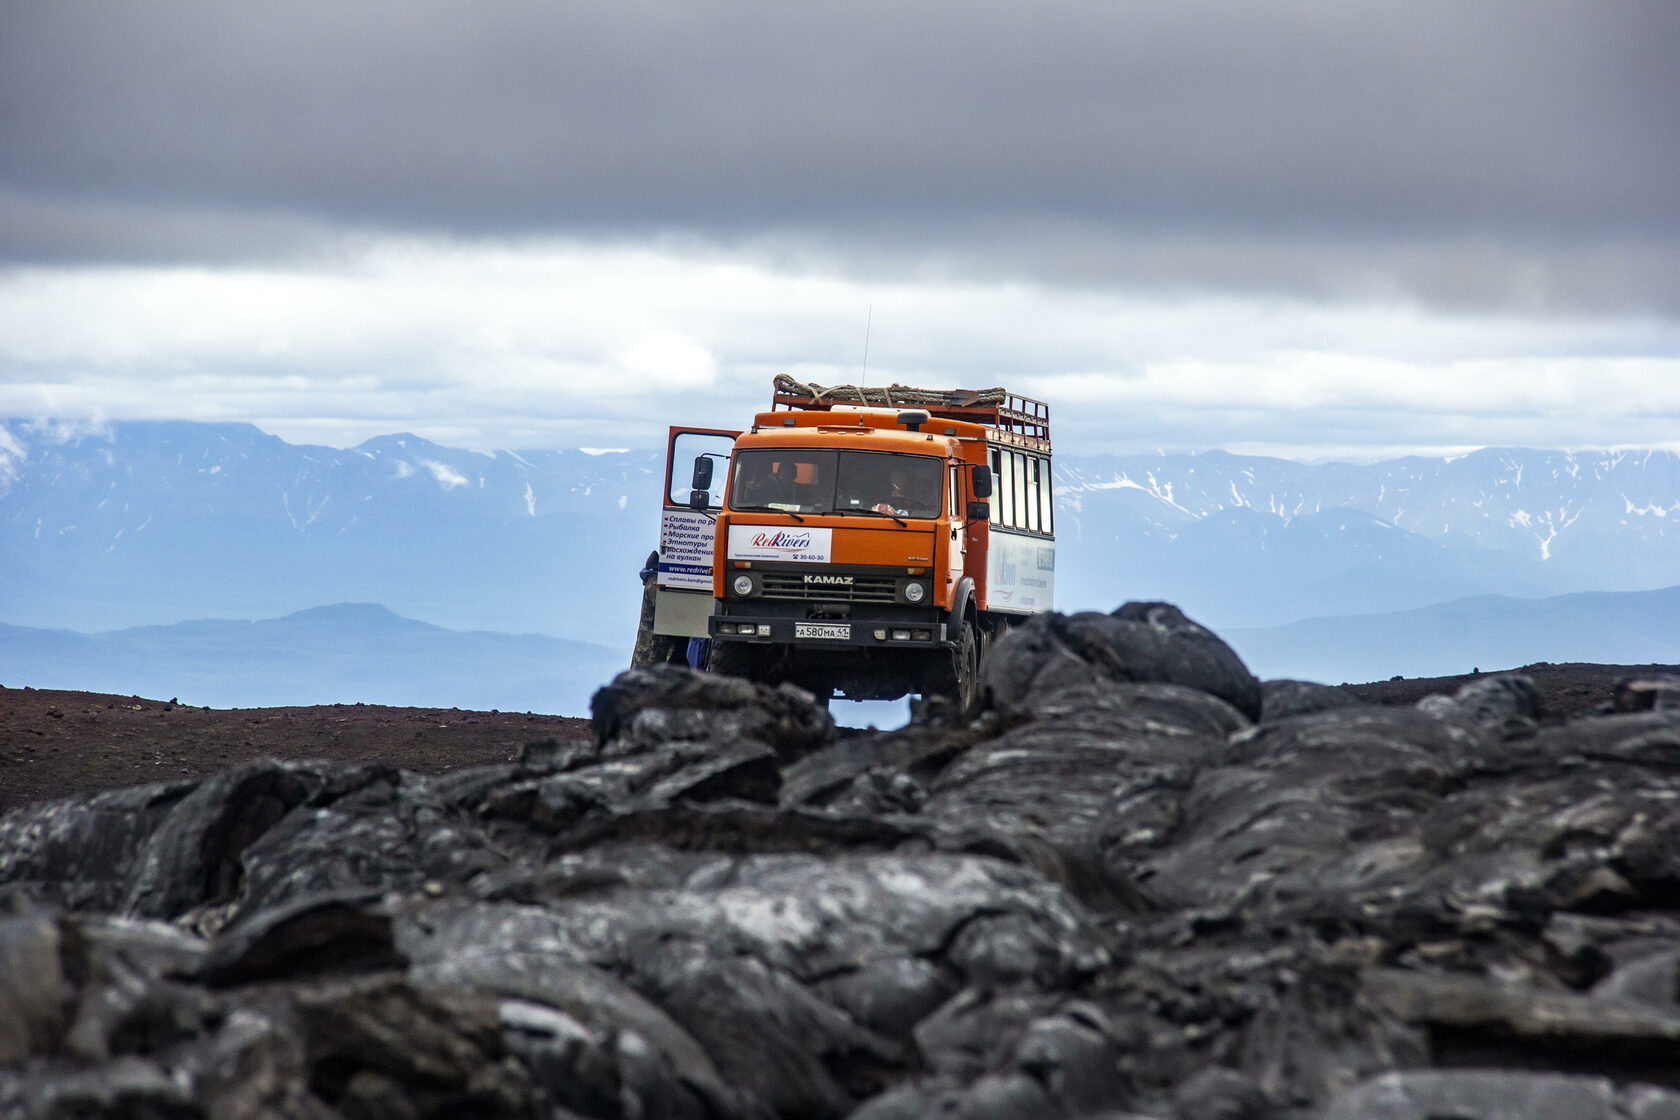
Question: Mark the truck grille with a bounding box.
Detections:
[759,571,898,604]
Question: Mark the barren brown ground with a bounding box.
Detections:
[1338,660,1679,719]
[1,662,1673,811]
[0,687,592,811]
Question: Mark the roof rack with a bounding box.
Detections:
[770,374,1050,452]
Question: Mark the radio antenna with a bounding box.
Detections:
[860,303,873,387]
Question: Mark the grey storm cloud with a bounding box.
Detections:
[2,0,1678,311]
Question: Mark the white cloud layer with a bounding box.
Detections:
[1,3,1674,463]
[2,238,1675,459]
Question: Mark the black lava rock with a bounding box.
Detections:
[4,611,1680,1119]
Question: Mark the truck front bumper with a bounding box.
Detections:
[709,615,947,648]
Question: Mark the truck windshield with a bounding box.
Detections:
[730,449,943,519]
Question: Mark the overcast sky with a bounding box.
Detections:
[2,0,1677,459]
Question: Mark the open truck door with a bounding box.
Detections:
[651,426,740,645]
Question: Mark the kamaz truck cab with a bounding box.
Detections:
[654,376,1054,713]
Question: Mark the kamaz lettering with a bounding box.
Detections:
[804,574,854,586]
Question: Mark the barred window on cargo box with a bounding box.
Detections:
[1023,456,1040,533]
[989,447,1005,525]
[1040,459,1054,536]
[1007,450,1021,530]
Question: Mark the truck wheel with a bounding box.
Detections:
[708,639,759,681]
[953,619,981,719]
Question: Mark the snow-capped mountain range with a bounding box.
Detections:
[1060,449,1680,571]
[1056,448,1679,627]
[3,420,1677,652]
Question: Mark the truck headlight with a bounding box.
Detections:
[903,581,926,603]
[732,574,755,597]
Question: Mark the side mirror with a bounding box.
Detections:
[971,464,993,499]
[966,500,990,522]
[691,455,715,492]
[688,489,710,511]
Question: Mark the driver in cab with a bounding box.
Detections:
[873,463,922,517]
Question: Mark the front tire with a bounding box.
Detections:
[953,619,981,718]
[707,638,761,681]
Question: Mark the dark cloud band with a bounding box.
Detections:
[2,1,1676,311]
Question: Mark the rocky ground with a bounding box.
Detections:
[0,660,1655,811]
[2,606,1679,1119]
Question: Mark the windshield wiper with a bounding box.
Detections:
[851,507,909,527]
[736,502,805,521]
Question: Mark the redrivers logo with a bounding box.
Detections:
[728,525,834,563]
[751,530,813,550]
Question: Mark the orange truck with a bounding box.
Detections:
[652,376,1054,712]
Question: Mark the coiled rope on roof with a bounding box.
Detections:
[772,373,1007,408]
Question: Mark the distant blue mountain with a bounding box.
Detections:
[0,420,659,641]
[3,420,1679,670]
[0,602,617,715]
[1228,585,1680,684]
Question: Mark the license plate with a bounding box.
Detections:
[795,623,851,640]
